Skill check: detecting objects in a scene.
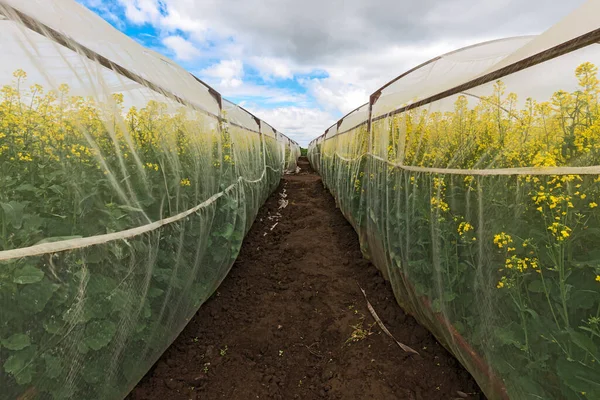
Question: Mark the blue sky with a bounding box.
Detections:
[76,0,584,146]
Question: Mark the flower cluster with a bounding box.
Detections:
[493,232,513,249]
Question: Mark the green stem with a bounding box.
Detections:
[71,184,78,235]
[1,212,7,250]
[539,267,561,330]
[558,243,570,329]
[584,303,600,364]
[511,284,531,359]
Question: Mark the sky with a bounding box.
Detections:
[77,0,586,147]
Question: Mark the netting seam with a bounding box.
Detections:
[324,152,600,175]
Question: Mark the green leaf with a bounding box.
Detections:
[85,248,107,264]
[152,268,173,284]
[43,316,63,335]
[109,289,131,313]
[369,208,378,223]
[509,374,547,398]
[527,279,545,293]
[18,279,59,314]
[76,341,90,355]
[569,329,599,359]
[108,244,127,260]
[142,301,152,319]
[122,357,144,382]
[135,321,147,334]
[210,244,228,263]
[85,298,112,321]
[523,308,539,320]
[14,363,34,385]
[83,320,116,350]
[556,357,600,397]
[50,385,75,400]
[494,324,523,348]
[24,214,43,231]
[82,357,110,384]
[2,333,31,350]
[213,223,234,239]
[48,184,64,195]
[117,204,145,213]
[431,298,442,313]
[42,353,63,379]
[232,230,244,243]
[0,201,26,229]
[3,346,36,383]
[87,274,116,295]
[4,352,26,374]
[586,249,600,260]
[570,290,598,310]
[13,264,44,284]
[453,320,465,334]
[443,291,457,302]
[15,184,36,192]
[147,287,164,299]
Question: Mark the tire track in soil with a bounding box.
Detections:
[128,157,485,400]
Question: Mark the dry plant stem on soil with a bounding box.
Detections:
[359,285,420,356]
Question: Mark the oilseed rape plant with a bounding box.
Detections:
[313,62,600,399]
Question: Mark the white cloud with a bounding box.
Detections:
[79,0,126,28]
[160,9,207,36]
[161,35,201,61]
[199,60,244,88]
[133,0,583,65]
[117,0,163,25]
[248,57,294,80]
[303,78,368,113]
[244,106,337,147]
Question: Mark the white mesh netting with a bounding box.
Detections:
[0,1,299,398]
[309,1,600,398]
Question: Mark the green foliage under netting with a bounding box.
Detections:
[310,63,600,400]
[0,70,297,399]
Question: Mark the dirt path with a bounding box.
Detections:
[128,157,484,400]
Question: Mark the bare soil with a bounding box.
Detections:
[128,157,485,400]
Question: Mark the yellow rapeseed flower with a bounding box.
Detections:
[493,232,513,249]
[458,221,474,236]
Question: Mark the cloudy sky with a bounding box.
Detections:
[78,0,585,146]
